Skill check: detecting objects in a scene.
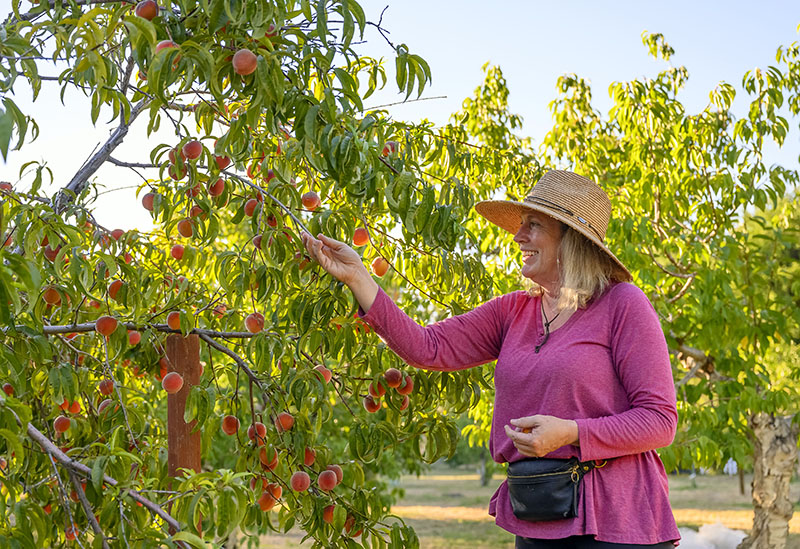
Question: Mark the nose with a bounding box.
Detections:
[513,220,527,244]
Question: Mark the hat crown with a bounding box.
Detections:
[525,170,610,241]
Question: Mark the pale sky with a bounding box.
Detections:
[3,1,800,231]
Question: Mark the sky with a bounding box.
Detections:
[3,0,800,231]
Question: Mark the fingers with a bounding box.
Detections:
[504,425,538,457]
[509,415,542,430]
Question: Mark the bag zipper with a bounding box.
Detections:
[508,463,581,482]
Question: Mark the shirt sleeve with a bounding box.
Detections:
[575,285,678,461]
[357,287,517,371]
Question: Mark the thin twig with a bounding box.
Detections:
[68,469,110,549]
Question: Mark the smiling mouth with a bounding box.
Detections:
[521,251,538,259]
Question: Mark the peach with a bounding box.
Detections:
[381,141,398,156]
[247,422,267,445]
[249,476,267,492]
[182,140,202,160]
[290,471,310,492]
[384,368,402,388]
[363,395,380,413]
[303,447,316,467]
[214,155,231,170]
[171,244,184,260]
[266,214,278,227]
[2,383,13,396]
[371,257,390,277]
[353,227,369,246]
[327,464,343,483]
[221,415,240,435]
[98,379,114,396]
[275,412,294,433]
[399,395,410,411]
[43,245,60,262]
[344,514,362,537]
[208,178,224,196]
[244,198,258,217]
[397,375,414,395]
[232,49,258,76]
[252,235,263,249]
[189,205,204,218]
[43,287,61,306]
[257,490,277,511]
[95,316,118,337]
[69,400,80,414]
[65,524,78,541]
[185,183,202,198]
[128,330,141,345]
[177,218,193,238]
[108,279,123,300]
[161,372,184,394]
[323,504,335,524]
[110,229,125,241]
[245,312,264,333]
[318,469,337,491]
[301,191,320,211]
[0,182,11,192]
[97,399,114,415]
[368,381,386,399]
[166,311,181,331]
[135,0,158,20]
[54,415,71,433]
[155,39,178,53]
[259,446,278,470]
[267,482,282,499]
[314,365,332,384]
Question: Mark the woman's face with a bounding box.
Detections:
[513,210,563,290]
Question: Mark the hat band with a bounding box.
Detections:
[524,195,604,241]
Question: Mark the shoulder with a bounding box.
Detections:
[474,290,533,321]
[593,282,657,315]
[484,290,531,310]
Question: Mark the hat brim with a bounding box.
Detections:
[474,199,632,282]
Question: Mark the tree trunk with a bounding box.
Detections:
[738,412,798,549]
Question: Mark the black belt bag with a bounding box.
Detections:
[506,457,607,522]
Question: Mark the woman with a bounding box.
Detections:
[301,170,680,548]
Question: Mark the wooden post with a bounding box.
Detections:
[166,334,202,477]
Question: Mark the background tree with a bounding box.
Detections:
[448,32,800,548]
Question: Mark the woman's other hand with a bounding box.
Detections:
[504,415,580,458]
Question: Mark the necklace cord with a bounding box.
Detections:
[534,302,561,353]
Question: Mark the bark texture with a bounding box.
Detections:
[739,412,798,549]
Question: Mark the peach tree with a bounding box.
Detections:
[0,0,503,547]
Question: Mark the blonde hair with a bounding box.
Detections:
[525,224,616,311]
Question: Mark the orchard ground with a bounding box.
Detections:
[259,464,800,548]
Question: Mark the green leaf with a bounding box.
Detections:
[0,108,13,161]
[171,531,210,548]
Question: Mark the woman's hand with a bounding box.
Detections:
[504,415,579,458]
[300,232,367,286]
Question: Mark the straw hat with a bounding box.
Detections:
[474,170,632,282]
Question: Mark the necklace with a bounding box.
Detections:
[535,300,561,354]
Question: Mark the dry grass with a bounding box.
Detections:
[256,467,800,548]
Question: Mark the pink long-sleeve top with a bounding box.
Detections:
[358,281,680,544]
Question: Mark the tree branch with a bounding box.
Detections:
[198,333,265,389]
[53,100,149,214]
[68,468,110,549]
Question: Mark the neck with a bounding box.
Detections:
[541,290,559,312]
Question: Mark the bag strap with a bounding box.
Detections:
[576,459,609,477]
